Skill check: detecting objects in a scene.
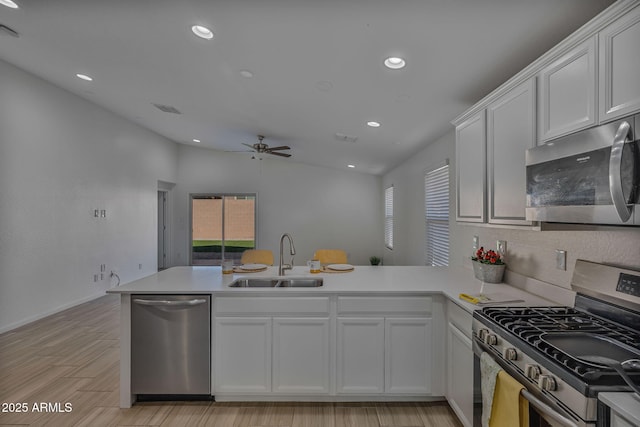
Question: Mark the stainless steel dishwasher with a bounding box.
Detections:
[131,294,211,397]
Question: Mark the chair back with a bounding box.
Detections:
[313,249,348,265]
[240,249,274,265]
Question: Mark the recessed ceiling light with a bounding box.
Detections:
[347,164,355,168]
[192,25,214,40]
[384,56,406,70]
[193,139,201,143]
[76,73,93,81]
[239,70,254,78]
[367,121,381,128]
[0,0,19,9]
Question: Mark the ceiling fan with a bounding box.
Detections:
[242,135,291,158]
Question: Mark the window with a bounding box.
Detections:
[384,185,394,250]
[190,194,256,265]
[425,162,449,266]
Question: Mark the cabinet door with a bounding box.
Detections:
[487,79,536,225]
[272,317,330,394]
[447,322,474,427]
[214,317,271,393]
[456,111,486,222]
[538,37,597,142]
[599,5,640,122]
[385,318,432,394]
[336,318,385,394]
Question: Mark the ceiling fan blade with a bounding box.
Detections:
[268,151,291,157]
[241,143,256,150]
[266,145,291,151]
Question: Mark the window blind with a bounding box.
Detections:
[425,163,449,266]
[384,186,394,250]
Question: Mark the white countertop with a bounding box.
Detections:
[106,265,559,313]
[599,392,640,425]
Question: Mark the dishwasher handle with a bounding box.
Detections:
[133,298,208,307]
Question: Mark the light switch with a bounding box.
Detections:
[497,240,507,256]
[556,250,567,270]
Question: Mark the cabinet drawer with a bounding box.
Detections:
[214,297,330,315]
[447,301,472,338]
[337,296,432,315]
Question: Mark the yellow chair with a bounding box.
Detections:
[313,249,348,265]
[240,249,274,265]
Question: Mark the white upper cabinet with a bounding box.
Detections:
[455,111,486,223]
[599,5,640,122]
[487,79,536,225]
[538,36,598,142]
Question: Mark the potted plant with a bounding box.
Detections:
[369,256,381,266]
[471,247,506,283]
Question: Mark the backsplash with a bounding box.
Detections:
[451,225,640,290]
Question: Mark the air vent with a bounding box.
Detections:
[335,133,358,143]
[0,24,19,38]
[153,103,182,114]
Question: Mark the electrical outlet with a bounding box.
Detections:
[556,250,567,270]
[473,235,480,251]
[93,274,98,282]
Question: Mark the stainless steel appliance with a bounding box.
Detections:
[132,294,211,397]
[526,114,640,226]
[472,260,640,427]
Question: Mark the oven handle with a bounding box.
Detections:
[609,120,633,222]
[520,389,579,427]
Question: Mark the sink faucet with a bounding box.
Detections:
[278,233,296,275]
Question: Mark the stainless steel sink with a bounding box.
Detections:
[229,278,323,288]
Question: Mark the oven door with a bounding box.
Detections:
[473,338,587,427]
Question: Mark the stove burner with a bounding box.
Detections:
[479,305,640,383]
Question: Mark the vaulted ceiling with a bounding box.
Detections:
[0,0,615,174]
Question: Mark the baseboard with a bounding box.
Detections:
[0,292,107,334]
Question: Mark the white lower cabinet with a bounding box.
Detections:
[214,317,272,393]
[336,317,385,393]
[214,295,439,399]
[272,317,330,394]
[337,317,432,395]
[385,318,432,394]
[214,316,330,395]
[446,302,474,427]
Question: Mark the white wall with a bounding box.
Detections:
[173,145,382,267]
[0,60,178,332]
[382,132,455,266]
[383,129,640,291]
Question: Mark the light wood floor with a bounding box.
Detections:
[0,295,462,427]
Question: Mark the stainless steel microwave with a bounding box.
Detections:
[525,114,639,226]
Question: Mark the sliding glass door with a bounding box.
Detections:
[190,194,256,266]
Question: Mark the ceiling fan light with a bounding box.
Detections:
[192,25,214,40]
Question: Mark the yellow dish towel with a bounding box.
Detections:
[489,370,529,427]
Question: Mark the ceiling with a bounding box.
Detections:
[0,0,615,175]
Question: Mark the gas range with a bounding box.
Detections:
[472,260,640,427]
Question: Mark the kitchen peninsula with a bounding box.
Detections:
[108,265,558,410]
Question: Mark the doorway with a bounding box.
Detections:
[158,190,168,270]
[190,194,256,266]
